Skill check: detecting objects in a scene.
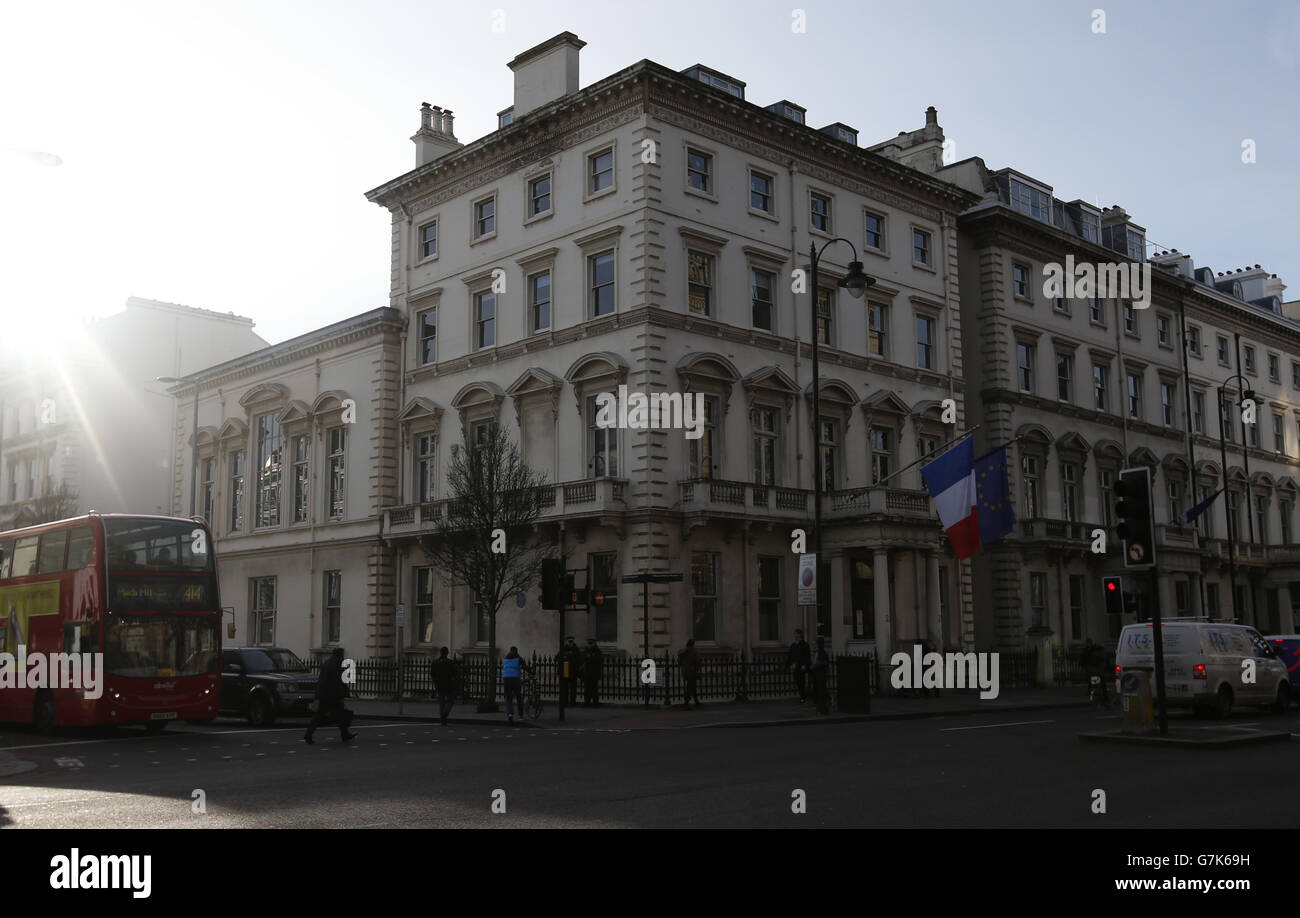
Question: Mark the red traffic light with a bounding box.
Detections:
[1106,581,1117,591]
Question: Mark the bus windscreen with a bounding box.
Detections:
[103,519,214,573]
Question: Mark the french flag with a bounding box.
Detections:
[920,435,980,560]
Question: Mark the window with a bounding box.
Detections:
[912,229,932,266]
[1022,456,1040,518]
[587,395,618,477]
[870,426,893,485]
[1160,382,1175,426]
[1017,342,1035,393]
[418,220,437,259]
[686,148,712,193]
[588,148,613,194]
[1126,229,1144,260]
[530,270,551,332]
[292,435,309,523]
[254,411,283,528]
[1123,303,1136,334]
[1268,353,1280,382]
[418,307,437,365]
[687,251,713,316]
[250,577,276,646]
[324,571,341,644]
[864,211,884,250]
[590,552,618,642]
[10,535,36,578]
[1293,362,1300,389]
[327,427,346,520]
[1069,575,1085,641]
[474,290,496,349]
[1030,572,1047,627]
[1206,582,1220,616]
[1088,297,1102,323]
[1009,179,1051,220]
[916,315,935,369]
[1012,264,1029,298]
[750,267,775,331]
[1167,477,1182,524]
[37,530,66,574]
[1187,325,1202,356]
[473,196,495,238]
[528,174,551,217]
[590,251,616,317]
[1281,499,1293,544]
[1249,416,1260,448]
[1228,489,1242,540]
[415,567,435,644]
[1053,294,1069,314]
[1256,494,1269,544]
[1274,415,1286,454]
[229,451,245,532]
[817,288,835,346]
[1062,462,1079,522]
[918,435,938,459]
[1127,372,1143,419]
[758,556,782,642]
[752,406,778,486]
[6,464,13,502]
[868,302,888,357]
[201,458,215,524]
[1220,398,1235,441]
[1217,335,1230,365]
[1093,364,1108,411]
[689,396,719,479]
[414,433,436,502]
[1056,353,1073,402]
[810,192,831,232]
[691,551,719,642]
[66,526,92,570]
[749,170,774,213]
[1079,211,1099,243]
[820,420,839,490]
[1156,314,1170,346]
[1099,468,1114,527]
[1192,391,1205,434]
[1197,485,1214,537]
[1244,345,1256,374]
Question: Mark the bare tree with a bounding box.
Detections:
[19,481,79,526]
[417,424,553,711]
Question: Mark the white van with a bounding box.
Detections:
[1114,621,1290,717]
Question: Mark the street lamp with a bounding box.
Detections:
[808,239,874,639]
[157,376,199,518]
[1216,375,1254,623]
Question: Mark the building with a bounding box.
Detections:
[0,297,266,530]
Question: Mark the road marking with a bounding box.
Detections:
[939,719,1055,732]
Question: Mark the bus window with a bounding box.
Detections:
[37,530,68,574]
[0,540,11,578]
[11,536,38,577]
[66,527,94,569]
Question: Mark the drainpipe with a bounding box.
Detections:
[787,159,803,492]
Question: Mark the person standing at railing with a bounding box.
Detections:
[559,636,582,706]
[787,629,812,704]
[677,639,700,710]
[582,638,603,707]
[501,647,531,723]
[430,646,457,726]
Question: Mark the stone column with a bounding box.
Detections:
[872,547,892,667]
[1279,582,1294,631]
[1157,572,1174,621]
[926,551,942,651]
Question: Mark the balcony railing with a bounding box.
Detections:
[824,486,932,519]
[382,477,628,537]
[680,478,806,519]
[1017,518,1094,542]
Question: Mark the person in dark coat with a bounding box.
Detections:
[810,637,830,715]
[306,647,355,744]
[430,646,457,725]
[582,638,603,707]
[678,638,700,710]
[558,636,582,706]
[786,629,812,703]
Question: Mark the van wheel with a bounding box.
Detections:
[1274,684,1290,715]
[33,691,57,734]
[1214,685,1233,719]
[248,694,275,727]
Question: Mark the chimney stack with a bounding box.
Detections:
[411,102,462,167]
[508,32,585,120]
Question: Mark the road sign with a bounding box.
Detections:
[798,553,817,604]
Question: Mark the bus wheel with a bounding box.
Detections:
[248,694,275,727]
[33,691,57,734]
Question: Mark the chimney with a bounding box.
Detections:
[508,32,585,120]
[411,102,462,167]
[925,106,937,126]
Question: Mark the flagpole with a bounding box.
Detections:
[872,425,981,490]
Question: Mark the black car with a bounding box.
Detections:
[220,647,319,725]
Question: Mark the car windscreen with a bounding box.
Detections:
[263,649,308,672]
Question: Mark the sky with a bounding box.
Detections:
[2,0,1297,350]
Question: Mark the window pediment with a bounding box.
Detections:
[238,383,290,409]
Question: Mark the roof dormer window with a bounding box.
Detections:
[1126,229,1145,261]
[1009,178,1051,221]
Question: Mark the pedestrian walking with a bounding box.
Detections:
[582,638,603,707]
[305,647,356,744]
[430,646,457,725]
[810,636,830,715]
[678,638,700,710]
[501,646,531,723]
[559,635,581,706]
[787,629,811,703]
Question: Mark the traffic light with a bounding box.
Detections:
[540,558,561,609]
[1103,576,1124,618]
[1123,590,1140,618]
[1114,466,1156,569]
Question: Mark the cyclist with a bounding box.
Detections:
[501,647,532,723]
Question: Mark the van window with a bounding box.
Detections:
[37,530,68,573]
[11,536,38,577]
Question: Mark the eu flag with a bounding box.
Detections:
[974,446,1015,545]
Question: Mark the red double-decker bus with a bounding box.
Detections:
[0,513,221,731]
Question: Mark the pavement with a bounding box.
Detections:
[348,686,1092,729]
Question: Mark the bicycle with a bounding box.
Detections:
[524,671,543,721]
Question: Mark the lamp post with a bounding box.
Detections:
[808,239,874,640]
[158,376,199,517]
[1215,374,1253,623]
